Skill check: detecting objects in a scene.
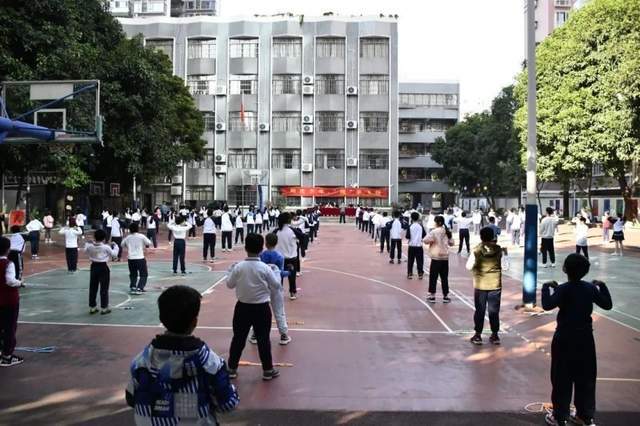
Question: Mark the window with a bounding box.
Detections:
[271,187,300,206]
[228,111,257,132]
[185,187,214,202]
[360,38,388,58]
[592,163,605,177]
[316,112,344,132]
[228,186,257,206]
[228,149,257,169]
[189,149,215,169]
[399,143,430,157]
[229,39,258,58]
[272,112,301,132]
[555,11,569,26]
[202,112,216,131]
[272,75,301,95]
[316,38,345,58]
[399,119,452,133]
[359,75,389,95]
[359,150,389,169]
[146,39,173,61]
[188,39,216,59]
[229,75,257,94]
[273,38,302,58]
[272,149,301,169]
[399,168,440,181]
[399,93,459,106]
[360,112,388,132]
[315,74,345,95]
[315,149,344,169]
[187,75,215,95]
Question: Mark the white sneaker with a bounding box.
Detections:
[550,263,556,268]
[543,263,549,268]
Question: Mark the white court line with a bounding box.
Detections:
[23,268,63,280]
[610,308,640,323]
[202,275,227,295]
[596,378,640,383]
[306,266,453,333]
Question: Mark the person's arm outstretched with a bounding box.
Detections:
[591,280,613,310]
[541,281,561,311]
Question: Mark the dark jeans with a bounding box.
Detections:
[339,213,346,223]
[390,239,402,261]
[128,258,148,290]
[407,246,424,276]
[172,239,186,273]
[576,245,589,259]
[65,248,78,271]
[188,226,196,238]
[458,229,470,253]
[247,224,255,234]
[29,231,40,256]
[8,251,22,280]
[428,259,449,296]
[541,238,555,264]
[284,257,297,294]
[227,302,273,371]
[105,226,111,241]
[473,288,501,334]
[222,231,233,249]
[203,233,216,259]
[235,228,244,244]
[146,228,157,248]
[0,303,19,356]
[551,331,597,423]
[380,230,390,252]
[89,262,110,309]
[255,224,263,234]
[111,236,123,260]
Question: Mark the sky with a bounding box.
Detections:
[219,0,526,117]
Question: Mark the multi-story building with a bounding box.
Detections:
[398,83,459,211]
[119,15,398,207]
[534,0,578,43]
[107,0,218,18]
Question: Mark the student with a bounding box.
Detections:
[601,211,611,244]
[362,208,370,233]
[131,209,141,230]
[424,216,454,303]
[263,208,271,232]
[425,210,436,234]
[355,205,361,229]
[145,211,159,248]
[75,209,86,237]
[274,213,299,300]
[388,211,404,264]
[220,206,234,252]
[454,212,473,254]
[406,212,426,279]
[226,233,282,381]
[574,216,590,259]
[611,215,626,256]
[540,207,560,268]
[541,254,612,426]
[202,209,217,263]
[25,216,44,259]
[167,215,192,274]
[140,209,148,230]
[379,212,391,253]
[8,226,26,280]
[110,211,123,261]
[59,218,83,272]
[234,213,244,244]
[486,216,501,242]
[268,207,276,228]
[466,227,506,345]
[121,223,152,295]
[254,210,263,234]
[105,209,113,241]
[339,202,346,224]
[126,285,239,424]
[43,211,54,244]
[84,229,119,315]
[511,209,523,246]
[0,236,24,367]
[245,209,255,234]
[472,210,483,235]
[187,210,197,238]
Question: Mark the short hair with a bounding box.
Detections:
[564,253,590,281]
[224,206,229,212]
[480,227,495,242]
[69,217,77,227]
[129,222,139,233]
[411,212,420,221]
[461,211,467,217]
[207,208,213,217]
[488,216,496,223]
[383,212,388,217]
[265,233,278,248]
[0,236,10,256]
[158,285,201,334]
[579,217,586,223]
[175,215,185,224]
[434,215,445,226]
[245,233,264,254]
[546,207,554,215]
[393,210,401,218]
[10,225,21,233]
[94,229,106,242]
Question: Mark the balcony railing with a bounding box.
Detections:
[555,0,572,7]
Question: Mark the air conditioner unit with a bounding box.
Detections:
[216,84,227,96]
[346,120,358,129]
[302,75,314,85]
[303,115,313,124]
[215,154,226,163]
[215,122,226,132]
[302,124,314,134]
[346,86,358,95]
[170,186,182,196]
[214,164,227,174]
[302,163,313,172]
[259,122,270,132]
[302,85,314,95]
[346,158,358,167]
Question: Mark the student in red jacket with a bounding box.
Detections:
[0,236,24,367]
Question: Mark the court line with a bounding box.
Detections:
[306,266,454,333]
[596,378,640,383]
[202,275,228,295]
[610,308,640,323]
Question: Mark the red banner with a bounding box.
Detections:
[280,186,388,198]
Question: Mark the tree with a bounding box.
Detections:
[431,86,523,209]
[514,0,640,218]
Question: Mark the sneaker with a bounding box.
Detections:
[262,368,280,381]
[397,259,402,264]
[489,334,501,345]
[407,274,413,280]
[570,415,596,426]
[418,274,424,280]
[0,354,24,367]
[545,413,567,426]
[249,334,257,344]
[181,271,187,275]
[543,263,549,268]
[129,288,139,295]
[208,259,215,264]
[89,307,99,315]
[470,334,483,345]
[389,259,394,264]
[551,263,556,268]
[279,334,292,345]
[443,296,451,303]
[426,295,436,303]
[289,292,297,300]
[227,369,238,379]
[296,272,301,277]
[100,308,112,315]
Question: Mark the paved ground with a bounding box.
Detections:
[0,222,638,425]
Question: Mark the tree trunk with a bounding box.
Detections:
[536,181,545,212]
[617,172,633,219]
[562,179,570,218]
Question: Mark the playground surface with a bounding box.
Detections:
[0,224,638,425]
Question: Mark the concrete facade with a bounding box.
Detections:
[534,0,577,43]
[108,1,218,18]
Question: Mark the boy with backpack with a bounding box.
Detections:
[406,212,426,279]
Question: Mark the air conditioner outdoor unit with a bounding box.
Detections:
[215,154,226,163]
[346,158,358,167]
[259,122,270,132]
[216,84,227,95]
[302,124,314,134]
[215,122,226,132]
[303,75,314,85]
[302,163,313,172]
[303,115,313,124]
[170,186,182,196]
[214,165,227,174]
[346,86,358,95]
[346,120,358,129]
[302,85,315,95]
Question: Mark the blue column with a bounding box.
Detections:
[523,204,538,305]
